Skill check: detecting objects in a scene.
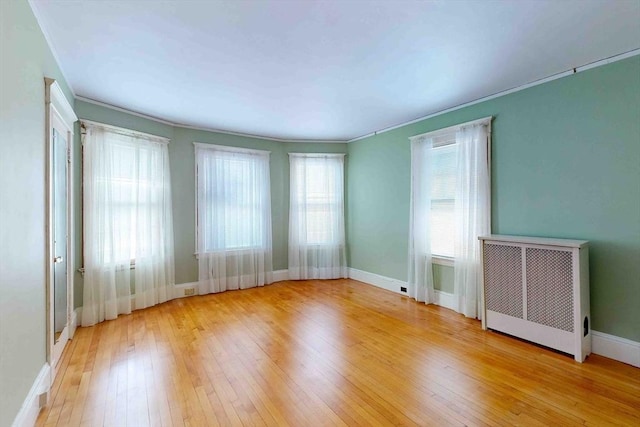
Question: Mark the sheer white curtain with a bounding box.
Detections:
[407,136,436,303]
[82,123,175,327]
[195,144,273,293]
[288,154,347,280]
[454,124,491,318]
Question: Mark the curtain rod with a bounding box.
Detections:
[80,119,170,143]
[408,116,493,142]
[193,141,271,155]
[288,153,346,158]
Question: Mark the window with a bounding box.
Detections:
[430,135,458,258]
[288,153,347,280]
[83,125,173,265]
[408,117,491,315]
[290,155,344,245]
[81,121,175,326]
[195,144,271,253]
[94,140,165,263]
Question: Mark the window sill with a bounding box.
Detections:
[432,256,454,267]
[194,248,268,259]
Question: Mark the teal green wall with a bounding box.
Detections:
[73,100,347,304]
[0,1,75,425]
[347,56,640,341]
[433,264,454,293]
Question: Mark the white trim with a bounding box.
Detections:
[49,82,78,125]
[80,119,170,144]
[479,234,588,249]
[73,49,639,144]
[409,116,492,142]
[433,290,457,311]
[288,153,346,158]
[173,270,289,299]
[27,1,76,98]
[75,96,348,144]
[348,270,639,367]
[69,308,79,339]
[577,49,640,72]
[11,364,51,427]
[348,48,640,142]
[432,256,454,267]
[348,267,408,295]
[174,281,201,299]
[76,96,176,126]
[272,269,289,282]
[592,330,640,368]
[45,78,76,382]
[193,141,270,155]
[348,268,459,313]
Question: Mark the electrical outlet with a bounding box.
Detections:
[400,286,407,293]
[184,288,195,296]
[38,392,48,408]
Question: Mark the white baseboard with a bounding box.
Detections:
[174,281,200,298]
[348,267,409,295]
[272,269,289,282]
[592,330,640,367]
[69,308,78,339]
[434,290,457,311]
[11,363,51,427]
[173,270,290,299]
[74,307,83,326]
[348,267,458,311]
[348,268,639,368]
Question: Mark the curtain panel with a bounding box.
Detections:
[195,144,273,293]
[408,118,491,318]
[407,136,436,303]
[81,123,175,327]
[288,154,347,280]
[453,124,491,318]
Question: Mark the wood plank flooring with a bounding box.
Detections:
[37,279,640,426]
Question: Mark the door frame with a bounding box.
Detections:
[45,78,77,381]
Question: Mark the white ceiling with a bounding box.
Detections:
[30,0,640,141]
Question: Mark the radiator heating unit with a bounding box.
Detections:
[479,235,590,362]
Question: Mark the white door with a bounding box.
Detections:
[52,124,68,356]
[46,78,77,375]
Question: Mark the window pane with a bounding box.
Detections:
[197,148,268,252]
[431,144,457,257]
[290,156,344,246]
[431,200,454,257]
[93,137,167,263]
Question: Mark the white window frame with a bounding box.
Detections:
[79,120,171,272]
[410,117,492,267]
[288,153,346,247]
[193,142,271,256]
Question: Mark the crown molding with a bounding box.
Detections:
[28,0,76,98]
[348,48,640,143]
[75,96,348,144]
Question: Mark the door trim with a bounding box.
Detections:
[44,78,77,387]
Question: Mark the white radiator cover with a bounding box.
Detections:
[479,235,591,362]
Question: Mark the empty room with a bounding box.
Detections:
[1,0,640,426]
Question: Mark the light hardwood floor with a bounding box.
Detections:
[37,279,640,426]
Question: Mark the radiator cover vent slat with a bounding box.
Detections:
[484,244,523,319]
[526,248,574,332]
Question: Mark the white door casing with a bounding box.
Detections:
[45,78,77,384]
